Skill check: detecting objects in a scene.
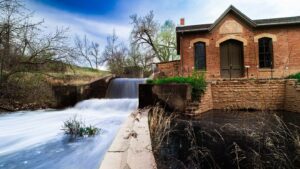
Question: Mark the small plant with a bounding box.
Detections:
[62,115,101,138]
[287,72,300,82]
[147,72,206,99]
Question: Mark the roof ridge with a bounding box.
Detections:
[254,15,300,21]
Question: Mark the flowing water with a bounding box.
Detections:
[0,78,145,169]
[106,78,147,98]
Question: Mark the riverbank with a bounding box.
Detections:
[0,66,110,113]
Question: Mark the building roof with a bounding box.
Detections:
[176,5,300,33]
[176,5,300,54]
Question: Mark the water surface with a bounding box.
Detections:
[0,99,138,169]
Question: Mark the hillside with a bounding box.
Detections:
[0,65,110,112]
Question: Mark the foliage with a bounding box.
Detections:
[62,116,101,138]
[147,72,206,99]
[288,72,300,82]
[154,20,178,61]
[0,73,56,109]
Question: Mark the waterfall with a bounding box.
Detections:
[0,78,147,169]
[106,78,146,99]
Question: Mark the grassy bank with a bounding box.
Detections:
[0,66,110,112]
[47,66,110,85]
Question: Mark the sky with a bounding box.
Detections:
[25,0,300,50]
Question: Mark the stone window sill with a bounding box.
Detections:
[258,69,275,72]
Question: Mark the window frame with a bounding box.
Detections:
[258,37,274,69]
[194,42,207,70]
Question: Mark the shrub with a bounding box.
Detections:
[147,72,206,99]
[62,116,101,138]
[288,72,300,82]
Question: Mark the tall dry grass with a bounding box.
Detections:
[149,107,300,169]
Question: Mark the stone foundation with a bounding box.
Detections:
[196,79,300,114]
[285,80,300,112]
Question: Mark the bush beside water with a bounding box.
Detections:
[62,116,101,138]
[147,72,206,99]
[288,72,300,82]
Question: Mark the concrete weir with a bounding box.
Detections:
[99,109,157,169]
[100,78,157,169]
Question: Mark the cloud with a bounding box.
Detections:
[27,0,131,46]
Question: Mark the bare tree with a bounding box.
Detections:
[127,43,153,73]
[73,35,101,69]
[130,11,177,62]
[90,42,101,69]
[0,0,73,86]
[130,11,159,61]
[101,31,128,75]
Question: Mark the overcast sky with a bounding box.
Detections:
[26,0,300,48]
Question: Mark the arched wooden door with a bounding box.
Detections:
[220,40,244,78]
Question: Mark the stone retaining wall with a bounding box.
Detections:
[52,75,114,108]
[285,80,300,113]
[197,79,300,114]
[211,79,286,111]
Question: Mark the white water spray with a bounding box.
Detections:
[0,78,144,169]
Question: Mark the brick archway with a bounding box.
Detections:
[189,38,210,48]
[216,35,247,47]
[254,33,277,42]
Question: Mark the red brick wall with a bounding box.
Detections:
[179,12,300,80]
[156,60,180,77]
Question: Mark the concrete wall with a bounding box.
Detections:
[52,75,114,108]
[139,84,192,112]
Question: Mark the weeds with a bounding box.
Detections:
[62,115,101,138]
[150,109,300,169]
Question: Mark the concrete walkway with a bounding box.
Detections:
[100,109,157,169]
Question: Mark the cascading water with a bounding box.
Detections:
[0,78,145,169]
[106,78,147,98]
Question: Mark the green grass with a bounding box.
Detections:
[287,72,300,82]
[48,66,110,85]
[147,72,206,99]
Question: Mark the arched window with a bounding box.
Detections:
[259,37,273,68]
[194,42,206,70]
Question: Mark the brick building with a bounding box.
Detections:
[157,5,300,79]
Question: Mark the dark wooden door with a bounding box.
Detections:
[220,40,244,78]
